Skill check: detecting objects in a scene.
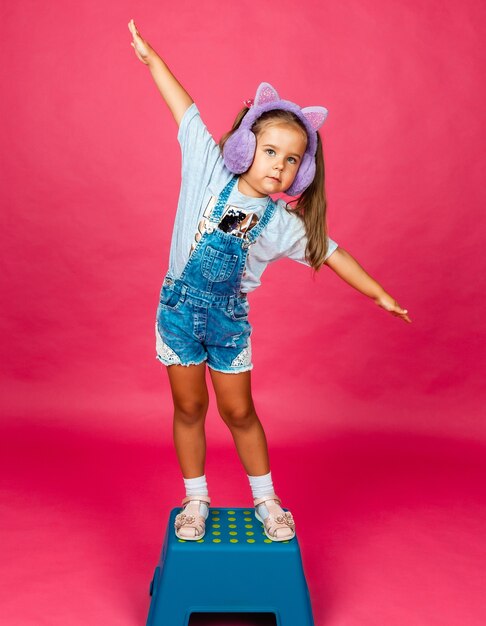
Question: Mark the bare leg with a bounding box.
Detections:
[208,368,270,476]
[165,362,209,478]
[208,368,296,541]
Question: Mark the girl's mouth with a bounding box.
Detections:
[268,177,280,182]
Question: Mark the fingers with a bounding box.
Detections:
[395,309,412,323]
[379,299,412,323]
[128,18,142,40]
[394,304,412,323]
[128,18,150,62]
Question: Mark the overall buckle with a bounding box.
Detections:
[205,222,218,234]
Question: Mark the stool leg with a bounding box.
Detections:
[275,601,315,626]
[147,566,190,626]
[147,597,190,626]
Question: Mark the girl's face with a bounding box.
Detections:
[238,123,308,198]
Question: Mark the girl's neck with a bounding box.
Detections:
[236,175,267,199]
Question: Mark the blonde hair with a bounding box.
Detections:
[219,106,332,274]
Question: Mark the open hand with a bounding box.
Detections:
[128,19,152,64]
[374,291,412,323]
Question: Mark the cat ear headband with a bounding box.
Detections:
[222,81,328,196]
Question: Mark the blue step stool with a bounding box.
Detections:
[146,506,315,626]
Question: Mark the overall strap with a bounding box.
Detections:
[245,196,277,243]
[207,176,238,225]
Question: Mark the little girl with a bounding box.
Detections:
[128,19,412,543]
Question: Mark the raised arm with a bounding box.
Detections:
[128,19,194,127]
[325,247,412,323]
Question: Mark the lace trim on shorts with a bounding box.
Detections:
[231,341,252,367]
[155,321,182,365]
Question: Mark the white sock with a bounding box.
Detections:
[183,474,209,518]
[247,471,275,520]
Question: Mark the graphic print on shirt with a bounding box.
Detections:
[190,195,260,255]
[218,208,259,237]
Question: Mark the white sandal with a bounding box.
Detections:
[174,495,211,540]
[254,494,296,542]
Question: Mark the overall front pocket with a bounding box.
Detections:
[159,284,183,310]
[225,296,250,322]
[200,246,238,283]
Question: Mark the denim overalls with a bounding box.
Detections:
[155,176,277,373]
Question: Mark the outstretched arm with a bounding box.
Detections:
[325,247,412,323]
[128,19,194,126]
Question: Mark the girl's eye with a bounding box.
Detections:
[265,149,297,164]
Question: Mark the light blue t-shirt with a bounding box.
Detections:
[167,102,338,293]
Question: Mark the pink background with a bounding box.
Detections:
[1,1,485,625]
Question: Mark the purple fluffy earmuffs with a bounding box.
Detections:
[222,82,328,196]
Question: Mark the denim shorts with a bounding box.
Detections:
[155,278,253,374]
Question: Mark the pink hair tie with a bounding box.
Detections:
[243,98,254,108]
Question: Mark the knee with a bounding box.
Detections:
[219,404,255,429]
[174,399,208,426]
